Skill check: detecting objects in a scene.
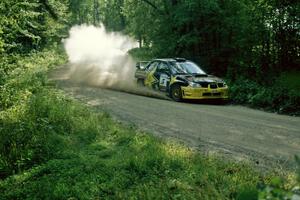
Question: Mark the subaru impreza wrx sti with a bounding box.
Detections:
[135,58,229,101]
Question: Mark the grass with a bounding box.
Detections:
[0,46,299,199]
[0,101,263,199]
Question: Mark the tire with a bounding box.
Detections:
[220,99,229,105]
[137,79,144,87]
[170,84,183,102]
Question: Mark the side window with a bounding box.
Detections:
[146,61,158,72]
[157,62,170,74]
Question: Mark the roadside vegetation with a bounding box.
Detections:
[0,45,298,199]
[0,58,279,198]
[0,0,299,199]
[228,76,300,116]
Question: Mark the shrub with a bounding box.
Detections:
[0,47,67,178]
[229,78,300,116]
[258,157,300,200]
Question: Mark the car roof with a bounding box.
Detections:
[153,58,187,62]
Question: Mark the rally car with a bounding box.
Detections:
[134,58,229,101]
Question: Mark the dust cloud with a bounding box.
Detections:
[63,24,170,100]
[64,24,137,89]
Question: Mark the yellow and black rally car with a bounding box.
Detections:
[135,58,229,101]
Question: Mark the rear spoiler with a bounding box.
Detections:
[136,61,150,70]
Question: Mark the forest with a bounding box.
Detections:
[0,0,299,199]
[1,0,299,115]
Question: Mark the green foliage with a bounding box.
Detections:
[277,72,300,91]
[120,0,299,80]
[0,0,69,54]
[68,0,125,30]
[257,177,299,200]
[0,47,297,199]
[1,50,298,200]
[257,157,300,200]
[0,100,264,199]
[69,0,96,25]
[0,48,66,177]
[0,40,290,200]
[229,78,300,116]
[63,0,300,83]
[0,0,299,198]
[128,47,154,60]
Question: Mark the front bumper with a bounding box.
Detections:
[181,86,229,100]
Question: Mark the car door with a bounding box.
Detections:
[144,61,159,88]
[154,62,171,91]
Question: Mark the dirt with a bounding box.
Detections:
[49,66,300,170]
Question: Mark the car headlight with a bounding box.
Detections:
[217,81,227,87]
[189,82,202,88]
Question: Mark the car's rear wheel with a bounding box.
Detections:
[137,79,144,87]
[171,84,183,102]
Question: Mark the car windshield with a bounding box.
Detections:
[169,61,206,75]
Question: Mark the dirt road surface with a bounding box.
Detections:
[50,66,300,170]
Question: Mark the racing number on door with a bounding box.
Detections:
[159,74,169,87]
[156,62,171,91]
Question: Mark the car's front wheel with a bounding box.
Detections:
[170,84,183,102]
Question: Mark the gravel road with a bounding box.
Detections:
[50,66,300,170]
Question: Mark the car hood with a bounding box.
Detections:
[176,74,224,83]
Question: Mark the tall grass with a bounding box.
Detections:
[0,47,67,177]
[0,100,263,199]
